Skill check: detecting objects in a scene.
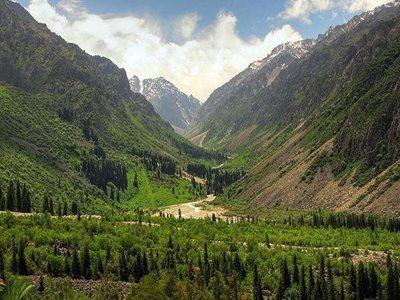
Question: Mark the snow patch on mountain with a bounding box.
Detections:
[129,76,202,134]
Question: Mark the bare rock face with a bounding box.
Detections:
[130,76,202,134]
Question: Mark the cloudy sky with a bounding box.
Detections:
[16,0,394,101]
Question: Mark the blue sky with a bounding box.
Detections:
[20,0,358,39]
[19,0,394,100]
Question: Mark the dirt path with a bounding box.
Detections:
[158,194,228,219]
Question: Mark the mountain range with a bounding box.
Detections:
[1,0,400,216]
[189,2,400,215]
[129,76,201,135]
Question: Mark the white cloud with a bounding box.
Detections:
[174,13,199,41]
[25,0,302,101]
[281,0,394,23]
[280,0,332,24]
[343,0,394,12]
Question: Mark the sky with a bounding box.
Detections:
[15,0,395,101]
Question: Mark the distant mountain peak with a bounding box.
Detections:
[130,75,201,134]
[248,39,316,72]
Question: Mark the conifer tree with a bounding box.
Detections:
[349,263,357,300]
[228,272,240,300]
[143,252,149,276]
[315,277,324,299]
[277,259,291,300]
[300,265,307,300]
[327,260,335,300]
[293,255,299,284]
[49,197,54,215]
[18,241,28,275]
[133,173,139,189]
[133,252,144,282]
[252,264,263,300]
[97,256,104,278]
[11,240,18,274]
[63,202,68,216]
[72,248,80,279]
[42,195,49,213]
[0,247,4,280]
[339,280,345,300]
[308,264,315,299]
[71,201,78,215]
[57,203,62,217]
[64,255,71,276]
[21,185,31,213]
[7,181,15,211]
[119,251,128,281]
[204,242,210,285]
[16,181,22,212]
[0,185,4,211]
[81,245,91,279]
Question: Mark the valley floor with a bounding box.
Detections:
[157,194,228,219]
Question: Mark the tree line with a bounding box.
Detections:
[187,163,245,195]
[80,157,128,192]
[0,180,31,213]
[173,140,227,162]
[283,211,400,233]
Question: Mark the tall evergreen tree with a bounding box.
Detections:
[11,240,18,274]
[81,245,91,279]
[42,195,49,214]
[133,252,144,282]
[0,185,4,211]
[204,242,210,285]
[63,202,68,216]
[72,248,80,279]
[21,185,31,213]
[6,181,15,211]
[17,241,28,275]
[16,181,22,212]
[0,247,4,280]
[49,197,54,215]
[277,259,291,300]
[293,255,299,284]
[97,256,104,278]
[349,263,357,300]
[133,172,139,189]
[71,201,78,215]
[308,264,315,299]
[64,255,71,276]
[252,264,263,300]
[300,265,307,300]
[119,251,128,281]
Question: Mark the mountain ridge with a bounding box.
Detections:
[129,75,202,134]
[190,3,400,215]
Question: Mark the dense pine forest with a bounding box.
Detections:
[1,210,400,299]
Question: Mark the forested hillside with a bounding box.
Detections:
[191,3,400,215]
[0,0,223,214]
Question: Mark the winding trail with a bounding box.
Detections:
[159,194,227,219]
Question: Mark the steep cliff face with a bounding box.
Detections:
[129,76,202,134]
[193,3,400,215]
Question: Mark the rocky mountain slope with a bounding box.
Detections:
[0,0,216,212]
[187,39,316,145]
[191,2,400,215]
[129,76,201,134]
